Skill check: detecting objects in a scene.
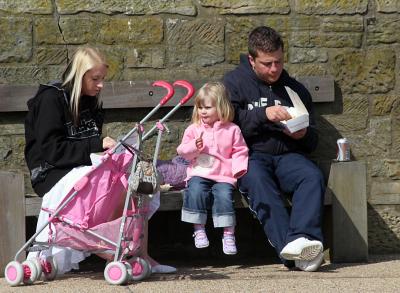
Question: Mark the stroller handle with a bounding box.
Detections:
[152,80,175,105]
[173,80,195,105]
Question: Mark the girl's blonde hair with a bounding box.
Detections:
[192,81,234,124]
[62,47,108,124]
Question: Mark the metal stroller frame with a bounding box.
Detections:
[4,80,194,286]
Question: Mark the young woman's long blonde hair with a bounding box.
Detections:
[62,47,108,124]
[191,81,234,124]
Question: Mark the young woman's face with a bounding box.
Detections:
[198,96,219,126]
[81,64,108,97]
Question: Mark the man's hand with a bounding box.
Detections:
[195,132,204,150]
[283,128,307,140]
[266,105,292,122]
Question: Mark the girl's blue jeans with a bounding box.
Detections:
[181,176,236,228]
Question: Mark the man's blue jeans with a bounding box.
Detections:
[181,176,236,227]
[239,152,325,261]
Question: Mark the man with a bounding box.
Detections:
[223,26,325,271]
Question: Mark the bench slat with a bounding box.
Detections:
[0,76,334,112]
[25,187,332,216]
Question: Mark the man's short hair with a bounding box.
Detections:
[248,26,284,58]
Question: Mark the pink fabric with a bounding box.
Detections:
[50,149,133,229]
[177,121,248,186]
[53,215,143,253]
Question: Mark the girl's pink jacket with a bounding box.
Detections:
[177,121,249,186]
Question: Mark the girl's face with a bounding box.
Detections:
[81,64,108,97]
[198,96,219,126]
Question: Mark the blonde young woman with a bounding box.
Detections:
[25,47,175,275]
[177,82,249,255]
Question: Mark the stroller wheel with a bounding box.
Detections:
[22,260,39,285]
[123,261,133,281]
[31,257,43,280]
[104,261,128,285]
[4,261,24,286]
[129,257,150,281]
[42,256,58,281]
[146,261,152,278]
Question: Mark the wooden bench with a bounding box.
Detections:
[0,77,368,276]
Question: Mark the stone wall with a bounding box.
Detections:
[1,0,400,252]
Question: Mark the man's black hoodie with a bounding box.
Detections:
[24,83,104,196]
[223,54,318,155]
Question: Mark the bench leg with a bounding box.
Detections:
[329,161,368,262]
[0,171,25,276]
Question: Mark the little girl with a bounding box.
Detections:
[177,81,248,255]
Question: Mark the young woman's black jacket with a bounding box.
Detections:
[24,83,104,197]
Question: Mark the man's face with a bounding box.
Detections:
[248,48,284,84]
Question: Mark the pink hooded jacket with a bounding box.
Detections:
[177,121,248,186]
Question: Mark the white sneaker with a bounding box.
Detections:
[280,237,323,260]
[295,252,324,272]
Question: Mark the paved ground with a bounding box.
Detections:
[1,254,400,292]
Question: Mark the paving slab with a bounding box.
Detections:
[1,254,399,292]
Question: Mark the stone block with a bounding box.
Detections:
[99,17,163,45]
[56,0,196,16]
[0,0,51,14]
[371,159,400,179]
[100,48,125,80]
[321,114,367,132]
[289,47,328,63]
[331,49,395,94]
[294,0,368,15]
[59,16,98,44]
[370,181,400,204]
[367,16,400,45]
[126,47,165,69]
[0,17,32,62]
[367,117,391,156]
[321,16,364,32]
[342,96,368,115]
[36,47,68,65]
[0,66,48,84]
[287,63,327,76]
[290,15,321,30]
[372,95,397,116]
[290,32,362,48]
[368,205,400,253]
[376,0,400,13]
[166,18,224,67]
[199,0,290,14]
[35,17,64,45]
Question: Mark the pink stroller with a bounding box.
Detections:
[4,80,194,286]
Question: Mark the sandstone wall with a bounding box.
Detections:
[1,0,400,252]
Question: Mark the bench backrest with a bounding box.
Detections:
[0,76,334,112]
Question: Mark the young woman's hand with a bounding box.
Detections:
[195,132,203,150]
[102,136,117,150]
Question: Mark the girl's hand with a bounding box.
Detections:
[195,132,203,150]
[102,136,117,149]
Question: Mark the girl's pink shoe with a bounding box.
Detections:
[193,230,209,248]
[222,234,237,255]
